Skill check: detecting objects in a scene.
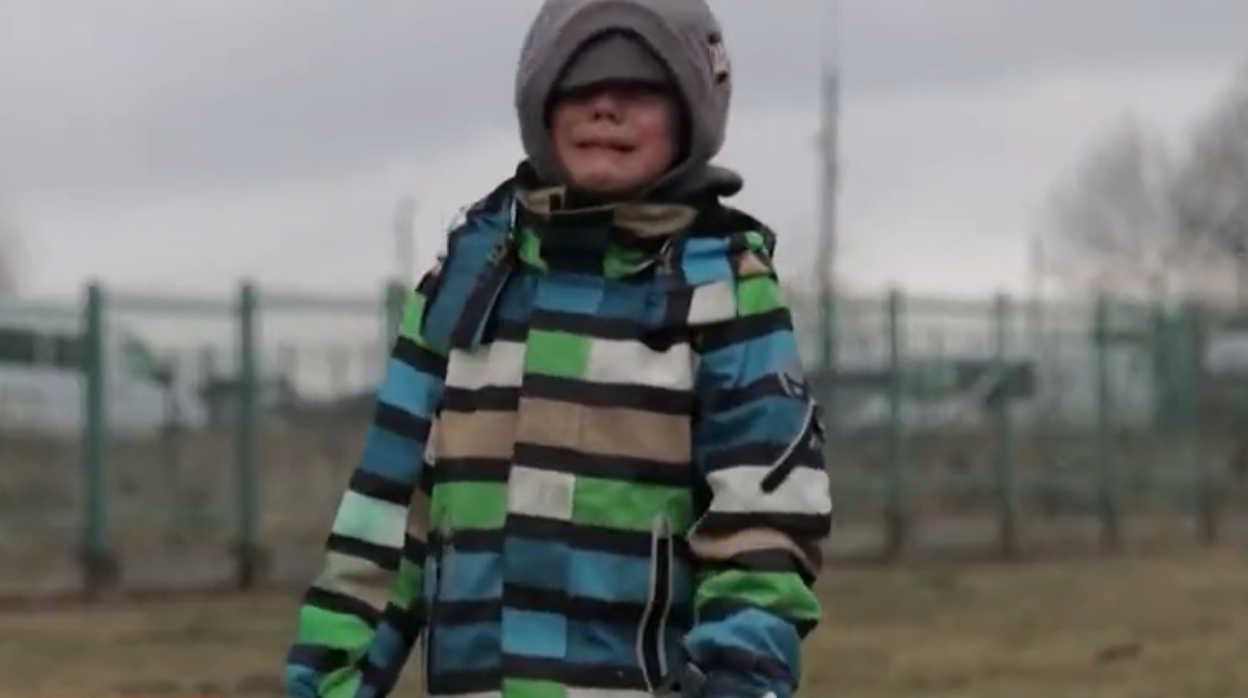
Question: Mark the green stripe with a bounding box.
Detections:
[399,288,433,348]
[524,329,591,378]
[695,568,821,622]
[431,481,507,529]
[504,677,566,698]
[572,477,693,531]
[297,604,372,649]
[320,666,362,698]
[392,558,423,607]
[736,276,785,316]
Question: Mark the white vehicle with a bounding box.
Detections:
[0,297,207,437]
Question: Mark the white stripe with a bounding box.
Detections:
[507,465,575,520]
[687,280,736,324]
[706,465,831,515]
[331,490,407,547]
[585,338,694,390]
[444,340,525,389]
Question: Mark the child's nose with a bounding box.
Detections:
[587,91,623,121]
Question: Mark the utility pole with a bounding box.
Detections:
[393,196,417,288]
[816,0,841,379]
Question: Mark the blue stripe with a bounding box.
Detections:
[534,274,605,314]
[699,332,794,389]
[596,280,654,321]
[501,608,567,659]
[565,619,638,666]
[430,622,501,673]
[698,395,807,452]
[357,425,422,484]
[438,551,502,601]
[679,238,733,285]
[375,357,439,418]
[366,621,405,668]
[505,539,694,604]
[683,607,801,682]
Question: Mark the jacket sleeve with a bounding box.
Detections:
[284,273,447,698]
[683,243,832,698]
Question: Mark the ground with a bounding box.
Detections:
[2,547,1246,698]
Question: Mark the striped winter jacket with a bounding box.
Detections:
[284,177,832,698]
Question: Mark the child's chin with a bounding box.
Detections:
[570,168,645,194]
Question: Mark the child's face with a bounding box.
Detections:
[549,81,677,195]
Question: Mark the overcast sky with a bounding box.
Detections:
[2,0,1247,300]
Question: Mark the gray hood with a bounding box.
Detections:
[514,0,741,198]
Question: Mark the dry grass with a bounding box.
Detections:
[2,548,1246,697]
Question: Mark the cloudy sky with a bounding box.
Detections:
[2,0,1246,301]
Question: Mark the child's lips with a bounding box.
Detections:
[576,138,634,152]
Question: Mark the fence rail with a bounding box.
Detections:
[1,282,1245,599]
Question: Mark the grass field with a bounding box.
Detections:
[2,548,1246,698]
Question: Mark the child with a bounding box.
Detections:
[284,1,831,696]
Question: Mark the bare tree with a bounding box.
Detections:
[1043,115,1193,300]
[1174,63,1248,304]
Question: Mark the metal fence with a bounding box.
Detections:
[0,283,1245,599]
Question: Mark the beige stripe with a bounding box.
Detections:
[517,397,690,464]
[407,489,430,541]
[689,527,821,578]
[313,551,391,611]
[434,410,517,460]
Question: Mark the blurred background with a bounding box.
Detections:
[2,0,1248,696]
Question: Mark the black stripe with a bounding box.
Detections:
[441,386,520,412]
[428,667,504,695]
[701,442,823,474]
[286,642,349,674]
[506,655,649,689]
[705,374,793,413]
[512,442,692,488]
[431,597,501,625]
[427,654,664,694]
[696,644,793,682]
[523,374,693,415]
[526,309,649,339]
[698,308,791,353]
[326,533,401,571]
[373,401,431,442]
[429,517,692,560]
[491,319,531,343]
[504,582,693,627]
[347,468,414,506]
[432,457,513,483]
[694,511,831,541]
[391,335,446,377]
[401,532,426,564]
[303,587,381,626]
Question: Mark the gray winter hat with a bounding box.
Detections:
[515,0,733,194]
[559,32,670,92]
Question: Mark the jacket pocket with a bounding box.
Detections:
[637,514,676,692]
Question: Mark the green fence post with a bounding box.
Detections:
[992,293,1018,558]
[1181,304,1217,544]
[234,281,266,587]
[1093,294,1121,551]
[883,289,908,560]
[79,281,118,597]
